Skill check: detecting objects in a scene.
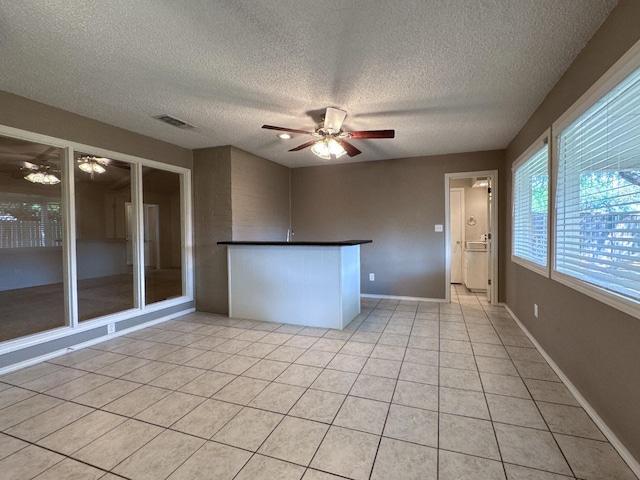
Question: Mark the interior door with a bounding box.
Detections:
[450,188,465,284]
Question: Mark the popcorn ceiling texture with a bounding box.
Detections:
[0,0,618,167]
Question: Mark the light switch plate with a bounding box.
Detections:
[435,224,443,232]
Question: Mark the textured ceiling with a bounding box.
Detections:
[0,1,618,167]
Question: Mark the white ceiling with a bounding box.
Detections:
[0,1,618,167]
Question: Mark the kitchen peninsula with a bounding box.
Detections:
[218,240,372,330]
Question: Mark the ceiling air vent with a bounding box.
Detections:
[153,114,195,129]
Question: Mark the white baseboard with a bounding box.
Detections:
[361,294,447,303]
[504,305,640,477]
[0,308,195,376]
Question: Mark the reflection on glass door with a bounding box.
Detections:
[142,167,183,304]
[0,136,66,341]
[75,152,134,321]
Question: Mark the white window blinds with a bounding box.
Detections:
[513,144,549,272]
[555,65,640,302]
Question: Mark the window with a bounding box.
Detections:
[554,62,640,311]
[512,135,549,275]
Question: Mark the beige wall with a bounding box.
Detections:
[292,150,505,299]
[193,146,232,314]
[504,0,640,461]
[230,147,290,242]
[193,146,290,314]
[0,91,192,169]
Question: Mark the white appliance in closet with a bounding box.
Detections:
[464,241,487,291]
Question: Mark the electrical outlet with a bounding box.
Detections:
[107,323,115,334]
[435,224,443,232]
[369,273,375,281]
[534,304,538,318]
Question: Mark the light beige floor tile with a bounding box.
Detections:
[503,463,574,479]
[393,380,438,411]
[102,384,171,416]
[6,401,93,442]
[486,394,546,429]
[506,346,546,363]
[440,339,473,355]
[378,333,410,347]
[0,444,65,479]
[349,331,381,344]
[350,374,396,402]
[21,367,87,392]
[472,343,510,359]
[555,434,636,480]
[33,457,105,480]
[537,402,605,440]
[111,340,158,356]
[235,454,305,480]
[266,345,306,362]
[383,403,438,447]
[148,365,205,389]
[438,449,506,480]
[439,413,500,461]
[48,348,103,367]
[333,396,389,435]
[72,419,163,470]
[213,376,269,405]
[440,352,476,371]
[184,350,231,369]
[399,362,439,384]
[302,469,345,479]
[242,359,290,381]
[213,407,283,451]
[284,336,319,349]
[37,410,125,455]
[326,353,367,373]
[158,347,207,365]
[212,354,260,375]
[172,398,242,438]
[310,369,357,394]
[371,437,438,480]
[310,338,346,353]
[0,386,37,409]
[295,349,336,368]
[238,342,278,358]
[0,394,63,430]
[0,433,29,461]
[73,379,140,408]
[214,339,255,355]
[134,343,182,360]
[179,370,236,397]
[135,391,204,427]
[339,341,375,357]
[259,416,329,466]
[249,382,306,414]
[289,389,345,424]
[523,379,580,406]
[480,372,531,399]
[408,335,439,350]
[120,361,177,383]
[167,441,251,480]
[310,426,379,480]
[513,360,561,382]
[476,356,519,376]
[187,336,228,351]
[494,423,571,475]
[440,367,483,391]
[403,348,439,366]
[370,344,406,361]
[361,357,401,379]
[74,352,128,371]
[1,363,61,385]
[259,332,294,345]
[275,325,305,335]
[299,327,329,337]
[113,429,205,480]
[95,356,151,377]
[276,364,323,387]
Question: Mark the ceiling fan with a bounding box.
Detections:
[262,107,395,159]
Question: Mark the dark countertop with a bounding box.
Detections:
[218,240,372,246]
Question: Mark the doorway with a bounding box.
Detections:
[445,171,498,304]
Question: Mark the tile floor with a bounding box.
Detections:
[0,286,637,479]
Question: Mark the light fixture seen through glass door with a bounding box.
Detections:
[24,165,60,185]
[77,156,108,179]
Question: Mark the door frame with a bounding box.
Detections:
[444,170,499,305]
[449,187,465,284]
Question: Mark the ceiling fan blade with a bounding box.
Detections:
[345,130,395,139]
[336,139,361,157]
[288,140,318,152]
[262,125,313,135]
[324,107,347,133]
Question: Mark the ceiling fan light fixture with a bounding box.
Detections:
[311,138,346,160]
[77,156,108,178]
[277,133,291,140]
[24,169,60,185]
